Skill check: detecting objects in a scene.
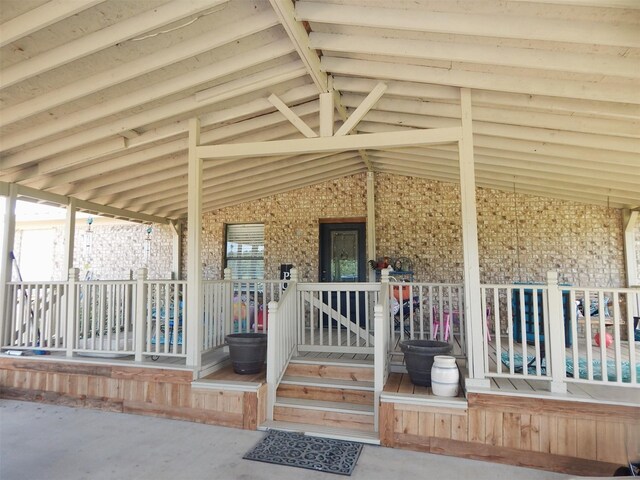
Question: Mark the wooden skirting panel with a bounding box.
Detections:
[0,357,265,431]
[381,392,639,476]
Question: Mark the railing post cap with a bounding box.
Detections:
[224,267,233,280]
[546,271,559,283]
[68,268,79,280]
[290,267,298,281]
[381,267,391,282]
[136,268,148,280]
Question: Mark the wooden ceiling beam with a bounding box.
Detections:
[332,76,640,121]
[1,10,279,127]
[310,32,640,80]
[321,57,640,105]
[0,39,298,156]
[0,0,106,48]
[297,1,640,48]
[0,0,229,89]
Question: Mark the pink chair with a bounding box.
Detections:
[432,306,451,342]
[445,306,493,342]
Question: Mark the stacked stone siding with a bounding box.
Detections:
[186,173,632,287]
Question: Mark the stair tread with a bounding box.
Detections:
[290,356,374,368]
[281,375,374,390]
[275,396,374,415]
[259,420,380,445]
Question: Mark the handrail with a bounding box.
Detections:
[265,269,299,421]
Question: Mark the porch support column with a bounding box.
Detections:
[367,171,376,282]
[623,210,639,287]
[458,88,488,387]
[170,220,183,280]
[63,198,76,275]
[0,184,17,346]
[186,118,202,371]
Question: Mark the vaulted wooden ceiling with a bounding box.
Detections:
[1,0,638,221]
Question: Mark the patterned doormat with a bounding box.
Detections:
[243,429,363,476]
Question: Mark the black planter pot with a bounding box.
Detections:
[226,333,267,374]
[399,339,452,387]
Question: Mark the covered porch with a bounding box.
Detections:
[1,0,640,476]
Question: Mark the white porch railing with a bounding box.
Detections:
[297,282,380,353]
[266,269,298,421]
[480,273,640,389]
[388,279,465,355]
[142,280,187,357]
[4,281,67,351]
[75,279,136,355]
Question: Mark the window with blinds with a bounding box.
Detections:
[225,224,265,279]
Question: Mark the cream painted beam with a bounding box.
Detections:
[319,92,334,137]
[325,33,640,80]
[0,182,171,224]
[296,2,640,48]
[370,154,636,208]
[0,0,228,89]
[0,39,298,157]
[125,149,352,211]
[26,90,320,190]
[373,150,640,202]
[310,33,640,80]
[334,82,387,136]
[269,0,327,92]
[1,61,307,170]
[358,115,640,163]
[268,94,318,138]
[186,118,202,369]
[197,127,461,160]
[0,0,106,48]
[321,57,640,105]
[339,94,640,139]
[332,76,640,121]
[623,211,640,287]
[169,163,365,217]
[0,11,278,128]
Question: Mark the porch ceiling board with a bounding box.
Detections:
[0,0,638,217]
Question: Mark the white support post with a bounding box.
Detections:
[66,267,79,357]
[266,300,279,421]
[623,210,639,287]
[186,118,203,370]
[224,267,233,337]
[546,271,568,394]
[367,171,376,282]
[319,91,334,137]
[134,267,147,362]
[170,220,182,280]
[63,198,76,276]
[0,185,17,347]
[458,88,489,388]
[373,303,384,432]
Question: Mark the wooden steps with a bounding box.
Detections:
[270,356,377,436]
[259,420,380,445]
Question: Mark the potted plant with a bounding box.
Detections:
[225,333,267,374]
[399,339,452,386]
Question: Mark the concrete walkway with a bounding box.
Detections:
[0,400,570,480]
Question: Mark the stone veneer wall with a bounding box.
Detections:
[13,220,174,281]
[185,173,632,287]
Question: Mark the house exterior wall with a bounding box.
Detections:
[187,173,629,288]
[13,219,174,281]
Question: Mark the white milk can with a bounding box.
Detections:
[431,355,459,397]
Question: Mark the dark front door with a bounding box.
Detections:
[319,222,366,282]
[319,222,367,328]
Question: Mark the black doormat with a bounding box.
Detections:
[243,429,363,476]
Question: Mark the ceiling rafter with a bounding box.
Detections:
[0,0,106,48]
[0,10,279,128]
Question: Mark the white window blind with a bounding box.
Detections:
[225,224,264,279]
